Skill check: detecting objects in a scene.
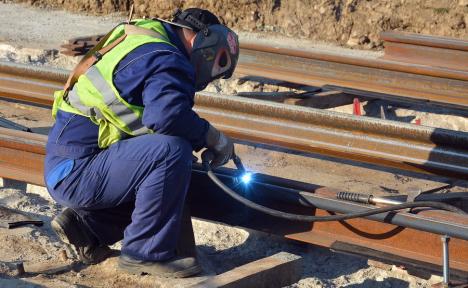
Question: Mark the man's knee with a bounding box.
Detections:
[141,134,192,164]
[120,134,193,163]
[164,135,193,164]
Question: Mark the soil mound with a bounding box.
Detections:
[13,0,468,49]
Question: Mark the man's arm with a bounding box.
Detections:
[140,49,209,151]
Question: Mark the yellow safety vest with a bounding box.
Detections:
[52,19,175,148]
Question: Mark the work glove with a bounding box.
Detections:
[204,124,234,168]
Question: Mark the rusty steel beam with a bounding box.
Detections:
[0,128,46,185]
[244,184,468,277]
[381,31,468,52]
[240,41,467,81]
[381,31,468,72]
[284,208,468,278]
[0,61,65,106]
[59,33,468,107]
[0,128,467,278]
[238,43,468,107]
[195,93,468,180]
[0,62,468,179]
[59,33,468,80]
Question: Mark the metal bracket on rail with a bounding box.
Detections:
[441,235,450,288]
[432,235,459,288]
[427,235,468,288]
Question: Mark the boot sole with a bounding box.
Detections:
[118,259,202,278]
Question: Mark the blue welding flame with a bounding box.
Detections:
[240,172,253,184]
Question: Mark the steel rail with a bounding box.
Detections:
[238,42,468,107]
[239,33,468,109]
[0,61,66,106]
[0,61,468,179]
[240,41,468,81]
[381,31,468,72]
[381,31,468,51]
[0,128,46,185]
[60,33,468,107]
[190,166,468,277]
[0,128,466,278]
[195,93,468,179]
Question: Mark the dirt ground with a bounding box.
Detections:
[7,0,468,50]
[0,2,467,288]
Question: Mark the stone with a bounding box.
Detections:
[359,35,370,44]
[346,36,360,46]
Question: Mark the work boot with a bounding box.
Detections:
[51,208,112,265]
[118,254,202,278]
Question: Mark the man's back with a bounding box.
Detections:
[46,22,208,163]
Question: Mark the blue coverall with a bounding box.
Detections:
[44,23,209,261]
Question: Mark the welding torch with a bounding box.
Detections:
[232,153,246,172]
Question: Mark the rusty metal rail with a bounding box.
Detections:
[195,93,468,179]
[0,128,46,185]
[238,41,468,107]
[0,61,468,179]
[0,61,66,106]
[61,32,468,107]
[0,127,467,279]
[381,31,468,72]
[0,60,467,277]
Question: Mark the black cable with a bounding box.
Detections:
[203,160,466,222]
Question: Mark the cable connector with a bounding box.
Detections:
[337,192,404,206]
[337,192,372,204]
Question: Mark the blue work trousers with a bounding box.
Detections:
[45,134,193,261]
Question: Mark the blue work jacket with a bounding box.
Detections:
[46,23,209,160]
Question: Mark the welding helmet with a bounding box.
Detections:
[160,8,239,91]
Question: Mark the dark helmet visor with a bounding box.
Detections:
[190,25,239,91]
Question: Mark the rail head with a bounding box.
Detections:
[0,127,46,153]
[381,31,468,51]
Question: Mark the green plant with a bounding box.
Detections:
[433,7,449,14]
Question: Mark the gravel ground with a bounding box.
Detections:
[0,2,465,288]
[0,2,121,49]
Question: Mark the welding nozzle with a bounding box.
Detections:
[232,153,246,172]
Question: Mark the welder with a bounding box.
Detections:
[44,8,239,278]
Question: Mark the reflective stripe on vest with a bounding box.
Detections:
[52,19,174,148]
[69,66,149,136]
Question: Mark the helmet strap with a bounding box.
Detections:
[173,8,209,33]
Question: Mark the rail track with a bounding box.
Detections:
[0,127,467,280]
[1,61,467,180]
[381,31,468,72]
[61,31,468,108]
[0,32,467,281]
